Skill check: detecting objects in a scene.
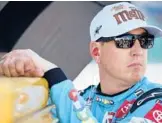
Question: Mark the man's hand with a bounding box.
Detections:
[0,49,57,77]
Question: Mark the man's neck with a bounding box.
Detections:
[99,70,132,95]
[97,84,130,97]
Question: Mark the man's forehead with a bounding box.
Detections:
[128,28,147,34]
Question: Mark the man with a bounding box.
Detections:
[1,2,162,123]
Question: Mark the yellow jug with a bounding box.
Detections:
[0,77,49,123]
[15,104,59,123]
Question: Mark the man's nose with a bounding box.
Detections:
[130,39,144,57]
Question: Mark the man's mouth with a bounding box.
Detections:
[127,63,142,67]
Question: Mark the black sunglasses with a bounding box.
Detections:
[96,32,154,49]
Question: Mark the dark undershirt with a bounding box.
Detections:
[96,84,130,97]
[43,68,130,97]
[43,68,67,88]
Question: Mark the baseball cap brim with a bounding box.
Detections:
[142,25,162,37]
[116,24,162,38]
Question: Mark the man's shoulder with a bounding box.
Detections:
[120,80,162,122]
[129,97,162,122]
[141,77,162,89]
[128,78,162,120]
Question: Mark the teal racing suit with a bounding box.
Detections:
[44,68,162,123]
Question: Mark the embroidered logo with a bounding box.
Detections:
[145,103,162,123]
[113,7,145,25]
[115,100,135,120]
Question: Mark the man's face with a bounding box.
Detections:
[92,28,148,85]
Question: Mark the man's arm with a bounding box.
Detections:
[0,49,99,122]
[0,49,68,87]
[43,68,67,88]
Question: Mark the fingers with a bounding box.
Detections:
[32,58,44,77]
[24,60,44,77]
[2,58,11,77]
[0,55,28,77]
[24,58,34,72]
[15,58,25,76]
[0,53,11,76]
[0,49,45,77]
[0,57,19,77]
[8,57,19,77]
[31,68,44,77]
[0,59,4,75]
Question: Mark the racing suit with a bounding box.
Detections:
[44,68,162,123]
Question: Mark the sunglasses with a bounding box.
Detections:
[96,32,154,49]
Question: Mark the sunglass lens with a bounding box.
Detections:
[115,35,134,48]
[140,35,154,49]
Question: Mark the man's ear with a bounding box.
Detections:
[89,42,101,63]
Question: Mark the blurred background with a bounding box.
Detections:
[0,1,161,88]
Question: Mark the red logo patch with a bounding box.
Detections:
[144,103,162,123]
[115,100,135,119]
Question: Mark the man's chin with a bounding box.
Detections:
[124,72,144,86]
[131,73,143,83]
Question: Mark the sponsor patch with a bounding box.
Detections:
[144,103,162,123]
[115,100,135,120]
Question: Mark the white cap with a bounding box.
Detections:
[90,2,162,41]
